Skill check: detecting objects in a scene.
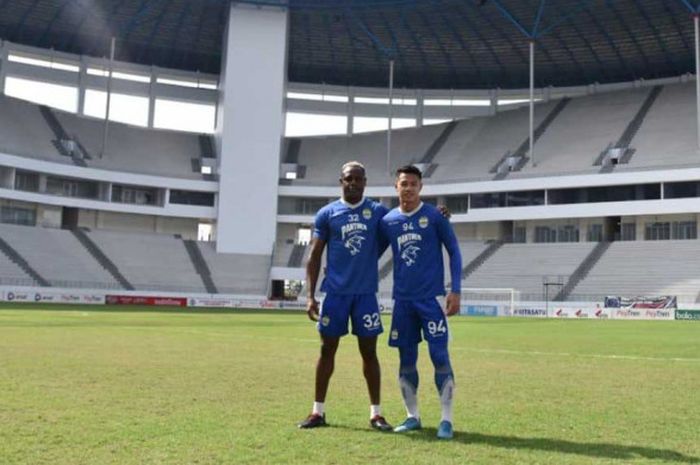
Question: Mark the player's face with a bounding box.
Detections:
[395,172,422,204]
[339,166,366,203]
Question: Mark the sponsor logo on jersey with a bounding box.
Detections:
[362,208,372,220]
[418,216,429,228]
[397,233,422,248]
[341,222,368,240]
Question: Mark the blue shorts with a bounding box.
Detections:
[389,298,449,348]
[317,293,383,338]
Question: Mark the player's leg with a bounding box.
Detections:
[299,294,350,428]
[395,343,421,429]
[428,340,455,439]
[391,300,423,433]
[351,295,391,430]
[357,336,380,405]
[418,298,455,439]
[356,336,390,431]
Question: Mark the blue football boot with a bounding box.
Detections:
[393,417,422,433]
[436,420,453,439]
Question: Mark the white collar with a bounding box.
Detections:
[399,201,424,217]
[339,197,365,209]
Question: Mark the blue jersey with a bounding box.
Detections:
[313,198,389,294]
[380,202,462,300]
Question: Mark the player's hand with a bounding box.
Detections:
[437,204,451,219]
[306,297,320,322]
[445,292,460,316]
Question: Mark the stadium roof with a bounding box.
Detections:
[1,0,700,89]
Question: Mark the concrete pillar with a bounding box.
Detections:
[148,67,157,128]
[346,87,355,136]
[0,41,8,96]
[415,89,424,127]
[77,56,87,115]
[215,3,288,254]
[489,88,499,115]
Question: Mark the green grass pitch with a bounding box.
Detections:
[1,304,698,465]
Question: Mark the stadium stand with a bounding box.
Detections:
[0,94,204,179]
[463,242,597,301]
[0,95,72,164]
[294,124,446,185]
[569,240,700,304]
[283,81,700,185]
[195,242,270,295]
[183,239,218,293]
[55,111,204,179]
[287,243,307,268]
[72,228,134,290]
[0,232,47,286]
[518,89,649,174]
[272,240,296,267]
[411,101,559,182]
[87,229,207,292]
[627,82,700,168]
[0,223,119,288]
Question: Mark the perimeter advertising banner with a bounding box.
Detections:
[512,307,548,317]
[602,295,676,320]
[675,309,700,320]
[186,297,307,310]
[1,290,104,304]
[106,295,187,307]
[604,295,677,309]
[460,305,499,317]
[511,305,612,318]
[613,308,675,320]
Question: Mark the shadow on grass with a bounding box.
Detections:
[418,428,699,463]
[330,424,699,463]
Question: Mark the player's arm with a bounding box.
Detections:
[305,237,326,322]
[437,214,462,316]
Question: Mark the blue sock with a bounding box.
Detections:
[398,345,419,418]
[429,343,454,422]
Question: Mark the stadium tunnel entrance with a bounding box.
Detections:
[61,207,78,229]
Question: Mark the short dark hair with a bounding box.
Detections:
[395,165,422,180]
[341,161,366,176]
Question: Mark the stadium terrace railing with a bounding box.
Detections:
[281,161,700,187]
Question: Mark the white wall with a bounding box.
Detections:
[216,4,288,254]
[99,211,156,232]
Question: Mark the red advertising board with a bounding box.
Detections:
[106,295,187,307]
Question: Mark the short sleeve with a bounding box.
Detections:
[313,208,329,241]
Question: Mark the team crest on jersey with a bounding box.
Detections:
[362,208,372,220]
[391,329,398,340]
[418,216,429,228]
[321,316,330,326]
